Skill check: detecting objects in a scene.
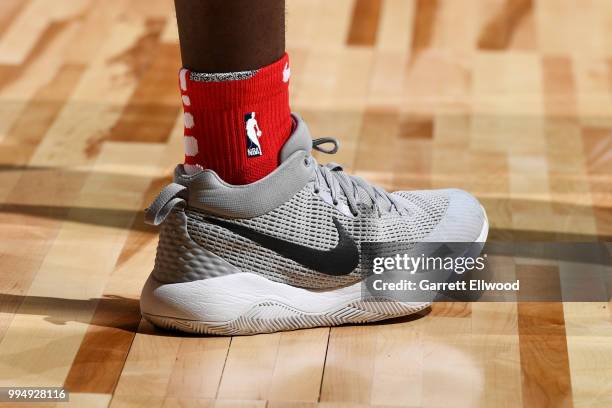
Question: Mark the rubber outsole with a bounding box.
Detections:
[142,299,431,335]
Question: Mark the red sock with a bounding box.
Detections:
[179,53,292,185]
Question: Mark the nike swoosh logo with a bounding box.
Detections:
[204,216,359,276]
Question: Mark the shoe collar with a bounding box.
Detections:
[173,114,314,219]
[279,113,312,162]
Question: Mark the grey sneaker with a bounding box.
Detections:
[140,114,488,335]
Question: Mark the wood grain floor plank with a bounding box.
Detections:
[573,57,612,128]
[0,206,72,342]
[404,48,471,115]
[165,337,231,399]
[309,0,354,49]
[478,0,534,50]
[113,320,182,398]
[472,303,523,407]
[582,126,612,237]
[0,0,110,362]
[354,109,400,189]
[564,304,612,407]
[0,143,159,387]
[0,1,611,406]
[0,15,84,144]
[64,142,172,394]
[319,326,378,404]
[0,63,87,342]
[423,302,474,406]
[216,333,281,400]
[429,0,478,52]
[517,266,573,407]
[518,303,574,406]
[0,0,89,65]
[267,328,329,403]
[285,0,318,50]
[60,392,112,408]
[411,0,439,53]
[369,316,429,406]
[376,0,415,53]
[346,0,382,47]
[334,49,374,111]
[0,0,29,40]
[110,394,164,408]
[105,15,179,144]
[4,64,85,150]
[108,42,181,144]
[63,295,141,394]
[102,118,194,400]
[64,0,130,66]
[368,50,408,109]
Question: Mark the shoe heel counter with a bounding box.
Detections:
[152,209,240,283]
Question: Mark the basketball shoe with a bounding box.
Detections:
[140,114,488,335]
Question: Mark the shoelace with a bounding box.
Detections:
[309,138,407,217]
[145,138,409,226]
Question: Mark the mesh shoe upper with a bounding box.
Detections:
[149,114,487,289]
[186,184,449,288]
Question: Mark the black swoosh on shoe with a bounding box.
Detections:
[204,216,359,276]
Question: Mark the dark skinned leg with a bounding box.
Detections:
[174,0,285,72]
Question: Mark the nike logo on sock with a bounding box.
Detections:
[205,216,359,276]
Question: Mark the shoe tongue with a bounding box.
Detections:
[279,114,312,162]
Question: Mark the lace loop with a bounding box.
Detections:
[312,137,339,154]
[309,137,406,217]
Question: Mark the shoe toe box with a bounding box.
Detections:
[394,188,487,242]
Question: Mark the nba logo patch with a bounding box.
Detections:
[244,112,263,157]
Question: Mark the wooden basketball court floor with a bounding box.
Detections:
[0,0,611,406]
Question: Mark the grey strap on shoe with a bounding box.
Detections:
[144,183,188,226]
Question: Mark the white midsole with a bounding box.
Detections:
[141,213,489,323]
[141,272,380,322]
[476,205,489,243]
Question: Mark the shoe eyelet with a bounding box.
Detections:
[314,188,319,194]
[333,200,338,206]
[303,157,310,166]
